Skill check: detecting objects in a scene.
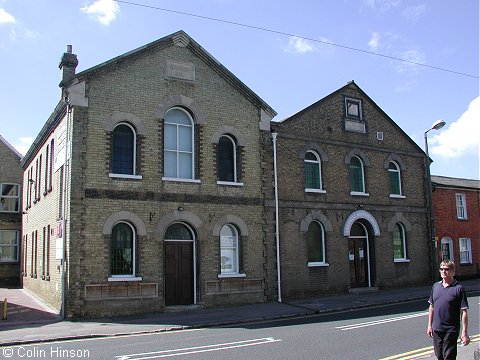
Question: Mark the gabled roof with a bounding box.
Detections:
[0,134,23,159]
[432,175,480,190]
[63,30,276,118]
[273,80,426,156]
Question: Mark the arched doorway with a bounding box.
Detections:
[343,210,379,289]
[164,222,196,306]
[348,222,370,288]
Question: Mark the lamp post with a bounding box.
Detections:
[424,119,446,281]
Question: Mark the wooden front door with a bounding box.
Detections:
[165,241,194,306]
[348,237,368,288]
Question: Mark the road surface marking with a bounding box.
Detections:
[335,312,429,331]
[379,334,480,360]
[115,337,282,359]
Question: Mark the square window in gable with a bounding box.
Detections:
[345,98,362,119]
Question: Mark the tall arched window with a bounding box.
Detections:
[350,156,365,193]
[307,221,326,265]
[112,123,136,175]
[304,151,322,190]
[393,223,407,261]
[164,108,194,179]
[220,224,240,274]
[111,222,137,277]
[218,135,237,182]
[388,161,402,196]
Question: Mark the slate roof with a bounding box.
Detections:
[431,175,480,190]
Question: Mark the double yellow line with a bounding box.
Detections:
[379,334,480,360]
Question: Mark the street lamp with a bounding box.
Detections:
[424,119,446,281]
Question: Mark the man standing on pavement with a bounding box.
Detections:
[427,260,470,360]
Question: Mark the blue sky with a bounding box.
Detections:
[1,0,478,179]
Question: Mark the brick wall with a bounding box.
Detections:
[433,186,480,278]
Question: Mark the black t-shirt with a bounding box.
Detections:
[428,280,469,333]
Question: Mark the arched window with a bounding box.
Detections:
[112,123,136,175]
[393,223,407,261]
[165,223,194,240]
[111,222,137,277]
[388,161,402,196]
[304,151,322,190]
[218,135,237,182]
[164,108,194,179]
[220,224,240,274]
[307,221,326,265]
[350,156,365,193]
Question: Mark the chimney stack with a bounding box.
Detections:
[59,45,78,84]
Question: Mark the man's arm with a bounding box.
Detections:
[427,304,434,337]
[460,309,470,345]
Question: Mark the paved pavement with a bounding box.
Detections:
[0,280,478,359]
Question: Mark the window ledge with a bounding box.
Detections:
[456,218,468,221]
[109,173,143,180]
[308,262,329,267]
[217,181,244,187]
[305,188,326,194]
[350,191,369,197]
[218,273,247,279]
[162,177,201,184]
[108,276,143,282]
[459,262,473,266]
[389,194,406,199]
[394,259,410,263]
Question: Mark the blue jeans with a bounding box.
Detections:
[433,331,458,360]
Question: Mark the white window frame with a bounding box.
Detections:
[388,161,404,198]
[109,122,143,180]
[440,237,454,261]
[219,224,245,277]
[218,134,238,183]
[456,193,467,220]
[307,221,329,267]
[304,150,325,193]
[459,238,472,264]
[393,223,409,262]
[0,183,20,213]
[345,97,362,120]
[108,221,142,282]
[163,107,195,181]
[0,230,19,263]
[350,156,368,196]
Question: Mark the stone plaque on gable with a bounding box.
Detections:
[166,61,195,82]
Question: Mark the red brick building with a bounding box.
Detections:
[432,175,480,279]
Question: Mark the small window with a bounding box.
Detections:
[111,222,137,277]
[112,123,136,175]
[0,183,20,212]
[393,223,407,261]
[388,161,402,196]
[349,156,365,193]
[459,238,472,264]
[304,151,323,191]
[441,237,453,261]
[307,221,327,266]
[456,193,467,220]
[220,224,240,274]
[345,98,362,119]
[0,230,19,262]
[218,135,237,183]
[164,108,194,180]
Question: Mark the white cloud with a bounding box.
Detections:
[367,31,426,74]
[0,8,15,24]
[402,4,427,24]
[81,0,120,26]
[13,136,35,156]
[284,36,333,54]
[368,32,380,51]
[364,0,400,12]
[430,97,480,158]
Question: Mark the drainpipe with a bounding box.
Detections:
[60,96,71,319]
[272,133,282,303]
